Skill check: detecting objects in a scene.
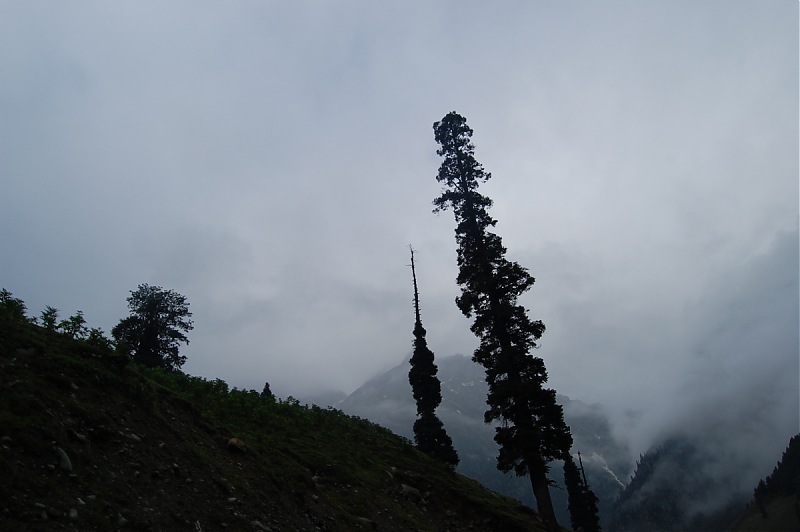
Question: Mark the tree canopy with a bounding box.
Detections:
[0,288,27,323]
[112,284,193,371]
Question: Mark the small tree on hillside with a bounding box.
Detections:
[261,381,274,400]
[87,327,114,353]
[112,284,193,371]
[59,310,89,340]
[408,246,459,467]
[0,288,27,322]
[432,111,572,529]
[40,306,59,330]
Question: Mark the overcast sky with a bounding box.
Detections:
[2,1,797,463]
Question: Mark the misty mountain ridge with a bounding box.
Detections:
[613,432,800,532]
[310,353,800,531]
[610,435,748,531]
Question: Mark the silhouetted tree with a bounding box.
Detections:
[408,246,459,467]
[762,434,800,496]
[112,284,193,371]
[564,454,584,530]
[40,306,59,330]
[0,288,27,322]
[754,479,769,518]
[59,310,88,339]
[86,327,114,353]
[432,111,572,529]
[261,381,274,399]
[565,452,602,532]
[751,433,800,520]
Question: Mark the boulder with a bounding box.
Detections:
[55,447,72,472]
[226,438,247,453]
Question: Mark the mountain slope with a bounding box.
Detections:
[608,436,750,532]
[334,354,632,529]
[607,430,800,531]
[0,317,551,531]
[730,433,800,532]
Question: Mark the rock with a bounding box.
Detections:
[249,520,268,530]
[117,513,128,526]
[400,483,422,501]
[69,508,78,520]
[125,433,141,442]
[356,516,376,528]
[68,429,88,444]
[76,498,86,505]
[55,447,72,472]
[227,438,247,453]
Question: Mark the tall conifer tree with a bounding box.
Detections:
[564,452,602,532]
[432,111,572,529]
[408,247,459,467]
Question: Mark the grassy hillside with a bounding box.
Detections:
[0,314,551,531]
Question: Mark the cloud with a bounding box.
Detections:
[602,229,798,489]
[1,1,796,473]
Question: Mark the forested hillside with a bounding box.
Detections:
[731,434,800,531]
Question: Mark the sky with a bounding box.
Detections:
[2,1,797,466]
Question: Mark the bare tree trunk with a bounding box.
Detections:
[528,456,560,531]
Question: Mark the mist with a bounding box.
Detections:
[1,0,796,488]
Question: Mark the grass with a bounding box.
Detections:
[0,313,552,531]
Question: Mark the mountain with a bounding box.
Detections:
[0,315,552,531]
[605,424,800,532]
[608,435,749,531]
[330,354,633,529]
[609,432,800,531]
[730,433,800,532]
